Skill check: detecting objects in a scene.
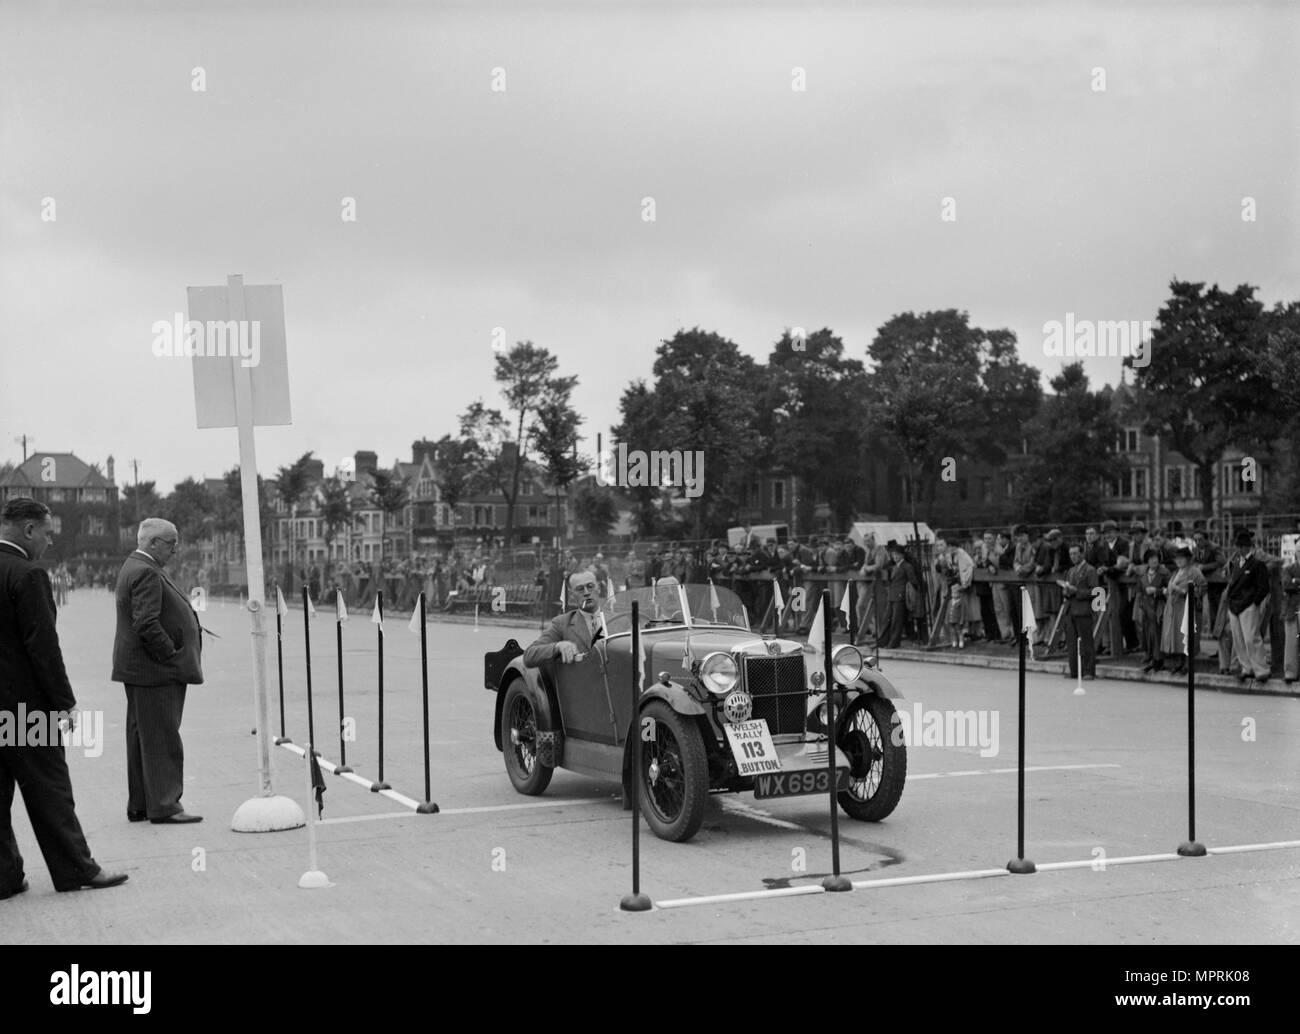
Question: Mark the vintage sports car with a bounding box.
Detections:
[482,580,907,842]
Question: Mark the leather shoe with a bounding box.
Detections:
[127,810,147,822]
[151,811,202,824]
[0,879,29,900]
[59,870,128,892]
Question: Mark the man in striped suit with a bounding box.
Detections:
[111,518,204,824]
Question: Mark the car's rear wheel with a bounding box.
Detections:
[836,694,906,821]
[502,681,553,796]
[638,700,708,842]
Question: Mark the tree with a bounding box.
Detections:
[491,341,575,546]
[613,328,766,539]
[529,382,585,550]
[220,467,275,572]
[1256,299,1300,509]
[274,451,316,570]
[764,328,870,530]
[318,475,352,583]
[432,433,482,532]
[573,482,618,538]
[163,478,216,564]
[367,468,410,561]
[1127,280,1282,518]
[1011,363,1123,524]
[121,481,163,526]
[867,310,1038,530]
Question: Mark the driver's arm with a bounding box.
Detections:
[523,616,580,666]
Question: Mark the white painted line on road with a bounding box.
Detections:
[437,797,612,816]
[720,797,805,830]
[653,840,1300,910]
[319,811,415,826]
[910,763,1121,780]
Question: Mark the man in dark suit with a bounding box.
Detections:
[111,517,204,824]
[1058,543,1098,680]
[523,570,605,668]
[1,498,127,897]
[1225,529,1272,683]
[880,542,917,649]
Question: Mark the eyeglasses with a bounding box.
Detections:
[155,537,179,547]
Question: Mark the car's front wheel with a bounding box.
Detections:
[637,700,708,842]
[836,694,906,821]
[502,681,553,796]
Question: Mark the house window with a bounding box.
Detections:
[1006,476,1015,499]
[1223,462,1257,495]
[1166,467,1183,498]
[772,480,785,509]
[1133,468,1148,498]
[1115,428,1139,452]
[981,477,992,503]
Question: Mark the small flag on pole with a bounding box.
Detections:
[606,576,616,608]
[1179,595,1191,656]
[371,598,383,631]
[335,590,348,623]
[839,584,852,621]
[408,594,422,634]
[637,630,648,691]
[807,594,828,661]
[1020,586,1037,634]
[306,593,316,619]
[276,586,288,618]
[309,748,326,818]
[708,579,721,614]
[773,580,786,614]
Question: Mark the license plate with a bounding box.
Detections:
[723,719,781,777]
[754,767,850,799]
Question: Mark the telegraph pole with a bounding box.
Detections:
[131,459,142,521]
[13,434,33,462]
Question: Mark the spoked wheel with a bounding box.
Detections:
[836,694,906,821]
[502,681,553,795]
[638,700,707,842]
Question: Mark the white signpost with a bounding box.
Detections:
[188,274,303,832]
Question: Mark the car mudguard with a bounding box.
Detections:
[493,658,563,766]
[619,680,709,802]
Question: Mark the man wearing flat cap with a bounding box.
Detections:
[1225,529,1271,682]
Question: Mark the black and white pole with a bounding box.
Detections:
[415,590,439,814]
[372,590,390,792]
[302,586,317,755]
[1008,583,1036,874]
[275,585,289,744]
[335,590,352,774]
[1178,588,1206,857]
[822,589,851,892]
[620,601,652,911]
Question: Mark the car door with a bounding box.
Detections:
[554,640,619,745]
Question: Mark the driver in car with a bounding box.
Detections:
[523,571,605,667]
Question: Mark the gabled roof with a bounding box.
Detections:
[0,452,112,490]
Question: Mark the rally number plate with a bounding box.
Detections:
[723,719,781,777]
[754,767,850,799]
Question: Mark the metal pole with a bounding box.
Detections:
[1179,587,1205,856]
[302,586,316,752]
[620,601,651,910]
[416,591,438,812]
[335,592,351,773]
[1008,583,1035,873]
[373,590,389,791]
[822,589,850,891]
[275,588,286,743]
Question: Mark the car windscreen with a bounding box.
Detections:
[597,582,751,634]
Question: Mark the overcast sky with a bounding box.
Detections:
[2,1,1296,493]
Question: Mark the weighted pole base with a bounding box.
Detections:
[821,874,852,892]
[369,781,391,792]
[298,870,332,889]
[416,801,440,814]
[1177,841,1207,857]
[334,765,353,774]
[1073,685,1086,696]
[619,892,653,912]
[231,794,305,833]
[274,736,293,745]
[1007,857,1037,874]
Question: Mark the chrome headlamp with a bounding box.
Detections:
[699,651,738,695]
[831,644,864,684]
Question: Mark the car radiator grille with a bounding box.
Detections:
[744,655,808,735]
